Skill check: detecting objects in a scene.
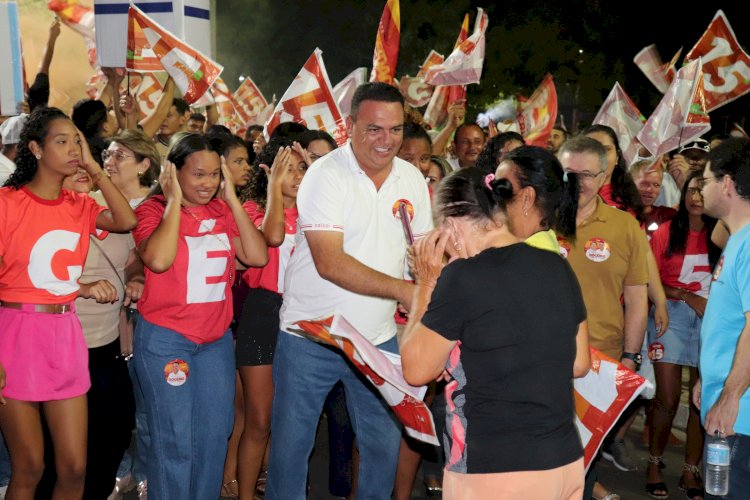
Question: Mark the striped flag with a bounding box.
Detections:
[127,5,222,105]
[264,48,348,146]
[0,1,24,116]
[370,0,400,83]
[48,0,97,67]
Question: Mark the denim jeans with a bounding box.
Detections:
[133,318,235,500]
[0,433,9,487]
[266,332,402,500]
[116,356,151,484]
[705,433,750,499]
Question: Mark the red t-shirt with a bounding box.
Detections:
[134,195,240,343]
[0,187,106,304]
[241,201,297,294]
[642,206,677,239]
[650,221,711,298]
[599,183,638,218]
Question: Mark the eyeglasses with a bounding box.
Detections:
[102,150,136,163]
[697,175,724,189]
[565,170,604,181]
[686,187,703,197]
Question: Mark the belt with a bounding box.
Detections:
[0,301,74,314]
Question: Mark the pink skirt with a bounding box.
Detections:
[0,307,90,401]
[443,458,584,500]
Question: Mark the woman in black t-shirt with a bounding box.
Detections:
[401,167,590,500]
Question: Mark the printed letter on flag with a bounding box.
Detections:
[517,74,557,147]
[593,83,646,166]
[684,10,750,112]
[127,5,222,104]
[636,59,711,157]
[264,48,348,147]
[370,0,400,84]
[292,314,438,446]
[233,76,269,126]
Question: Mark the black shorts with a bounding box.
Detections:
[235,287,282,367]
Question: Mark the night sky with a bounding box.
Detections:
[215,0,748,132]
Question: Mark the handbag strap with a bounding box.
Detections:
[89,235,127,292]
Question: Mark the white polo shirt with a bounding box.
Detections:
[0,153,15,185]
[280,142,433,345]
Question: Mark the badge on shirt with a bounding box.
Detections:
[557,236,571,259]
[164,359,189,387]
[648,341,664,361]
[584,237,611,262]
[392,199,414,221]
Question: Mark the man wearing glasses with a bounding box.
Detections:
[557,136,650,500]
[694,137,750,497]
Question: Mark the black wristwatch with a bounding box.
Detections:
[621,352,642,370]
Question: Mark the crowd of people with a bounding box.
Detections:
[1,27,750,500]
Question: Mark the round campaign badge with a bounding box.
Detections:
[164,359,189,387]
[392,199,414,221]
[648,342,664,361]
[584,237,611,262]
[557,236,571,258]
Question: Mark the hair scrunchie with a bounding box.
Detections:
[484,173,495,190]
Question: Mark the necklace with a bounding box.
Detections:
[182,204,235,285]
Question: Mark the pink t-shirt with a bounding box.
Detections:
[134,195,240,343]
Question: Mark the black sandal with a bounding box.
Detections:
[646,455,669,499]
[679,463,704,500]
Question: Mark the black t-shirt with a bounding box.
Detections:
[421,243,586,473]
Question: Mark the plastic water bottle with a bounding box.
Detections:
[705,433,730,496]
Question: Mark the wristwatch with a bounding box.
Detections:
[621,352,642,370]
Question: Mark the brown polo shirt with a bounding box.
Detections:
[556,197,649,359]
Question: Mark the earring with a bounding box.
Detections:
[35,154,41,160]
[137,171,143,177]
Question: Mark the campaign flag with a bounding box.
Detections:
[48,0,97,67]
[264,49,348,147]
[634,45,682,94]
[291,314,438,445]
[333,67,367,120]
[396,51,444,109]
[179,0,211,57]
[684,10,750,112]
[0,1,25,116]
[517,74,558,147]
[636,58,711,157]
[593,82,647,166]
[370,0,400,83]
[423,13,470,129]
[423,8,488,86]
[125,72,165,120]
[233,75,268,125]
[127,5,223,104]
[574,348,652,472]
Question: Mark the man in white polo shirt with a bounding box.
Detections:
[266,82,433,500]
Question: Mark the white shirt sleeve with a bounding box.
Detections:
[297,162,346,233]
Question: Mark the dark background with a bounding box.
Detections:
[215,0,748,134]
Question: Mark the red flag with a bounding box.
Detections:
[370,0,400,84]
[423,14,470,129]
[636,58,711,157]
[423,8,488,86]
[684,10,750,112]
[233,76,269,126]
[127,5,223,105]
[264,49,348,146]
[593,82,646,165]
[47,0,96,67]
[633,45,682,94]
[574,348,651,472]
[517,74,558,147]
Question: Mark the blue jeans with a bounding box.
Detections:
[266,332,402,500]
[0,432,9,487]
[705,433,750,499]
[133,318,235,500]
[116,357,150,484]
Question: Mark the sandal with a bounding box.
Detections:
[646,455,669,499]
[679,463,704,500]
[221,479,238,499]
[255,466,268,496]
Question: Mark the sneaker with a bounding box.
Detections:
[602,439,637,471]
[107,472,135,500]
